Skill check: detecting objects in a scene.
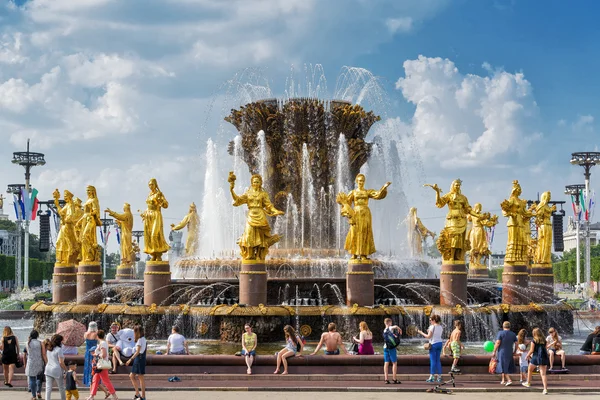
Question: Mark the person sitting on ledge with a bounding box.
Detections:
[352,321,374,355]
[546,328,566,370]
[310,323,348,356]
[241,324,257,375]
[166,326,189,355]
[579,325,600,355]
[274,325,303,375]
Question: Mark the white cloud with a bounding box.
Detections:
[386,17,413,33]
[0,33,26,64]
[572,114,594,132]
[396,55,541,168]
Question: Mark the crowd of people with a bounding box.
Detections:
[0,320,597,398]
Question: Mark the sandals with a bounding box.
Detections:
[384,380,390,384]
[393,380,401,384]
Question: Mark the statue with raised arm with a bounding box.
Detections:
[337,174,391,261]
[53,189,78,265]
[171,202,200,257]
[533,191,556,265]
[141,178,170,261]
[424,179,474,263]
[500,180,534,264]
[407,207,435,258]
[77,185,102,263]
[467,203,498,268]
[0,194,4,210]
[229,172,284,261]
[106,203,135,265]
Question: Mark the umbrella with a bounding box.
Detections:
[56,319,86,347]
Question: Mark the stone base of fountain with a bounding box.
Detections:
[346,260,374,306]
[31,302,573,343]
[239,261,267,306]
[144,261,172,306]
[440,263,467,306]
[77,262,102,304]
[116,263,135,280]
[502,263,529,304]
[52,263,76,303]
[529,263,554,303]
[468,264,488,279]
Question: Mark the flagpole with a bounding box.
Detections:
[101,212,114,279]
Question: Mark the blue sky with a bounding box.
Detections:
[0,0,598,255]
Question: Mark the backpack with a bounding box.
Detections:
[296,335,306,352]
[383,328,400,349]
[593,336,600,353]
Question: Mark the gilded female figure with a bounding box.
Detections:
[337,174,391,260]
[229,172,284,261]
[141,178,170,261]
[53,189,77,265]
[171,202,200,256]
[425,179,473,262]
[407,207,435,258]
[78,185,102,263]
[533,191,555,265]
[500,180,533,264]
[106,203,135,265]
[467,203,498,267]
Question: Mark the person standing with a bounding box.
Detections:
[83,322,99,386]
[516,329,530,383]
[492,321,517,386]
[24,330,44,400]
[352,321,374,355]
[523,328,550,394]
[382,318,402,384]
[88,330,118,400]
[0,326,20,387]
[44,334,67,400]
[65,361,80,400]
[443,320,464,373]
[166,326,189,355]
[241,324,258,375]
[126,325,147,400]
[417,314,444,383]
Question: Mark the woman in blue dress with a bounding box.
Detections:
[83,322,109,397]
[523,328,550,394]
[492,321,517,386]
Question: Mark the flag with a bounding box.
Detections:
[99,227,104,245]
[18,196,25,220]
[30,188,39,221]
[12,195,19,219]
[116,225,121,245]
[21,188,30,220]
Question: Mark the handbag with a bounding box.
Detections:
[423,342,432,351]
[96,358,112,370]
[15,355,23,369]
[488,357,498,374]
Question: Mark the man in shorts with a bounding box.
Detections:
[310,323,348,355]
[383,318,402,384]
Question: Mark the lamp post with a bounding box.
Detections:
[11,139,46,290]
[570,152,600,301]
[565,184,586,288]
[100,214,114,279]
[6,184,25,291]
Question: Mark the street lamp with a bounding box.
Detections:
[6,184,25,291]
[11,139,45,291]
[565,184,586,288]
[570,151,600,302]
[100,214,114,279]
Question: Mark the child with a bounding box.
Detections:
[516,329,529,383]
[443,320,464,373]
[65,361,80,400]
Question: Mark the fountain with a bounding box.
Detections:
[31,73,573,343]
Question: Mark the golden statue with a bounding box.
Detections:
[106,203,135,265]
[424,179,474,263]
[467,203,498,268]
[77,185,102,264]
[140,178,170,261]
[500,180,534,264]
[53,189,78,265]
[229,172,284,261]
[337,174,391,260]
[72,197,84,262]
[407,207,435,258]
[0,193,4,210]
[171,202,200,256]
[533,191,556,265]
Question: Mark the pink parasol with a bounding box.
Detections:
[56,319,86,347]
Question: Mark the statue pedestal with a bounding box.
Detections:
[440,262,467,306]
[529,263,554,303]
[346,260,374,306]
[468,264,488,279]
[144,261,171,306]
[52,263,76,303]
[77,262,102,304]
[502,262,529,305]
[116,263,135,280]
[239,260,267,306]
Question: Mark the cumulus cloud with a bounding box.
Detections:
[396,55,541,168]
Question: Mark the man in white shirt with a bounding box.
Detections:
[166,326,189,355]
